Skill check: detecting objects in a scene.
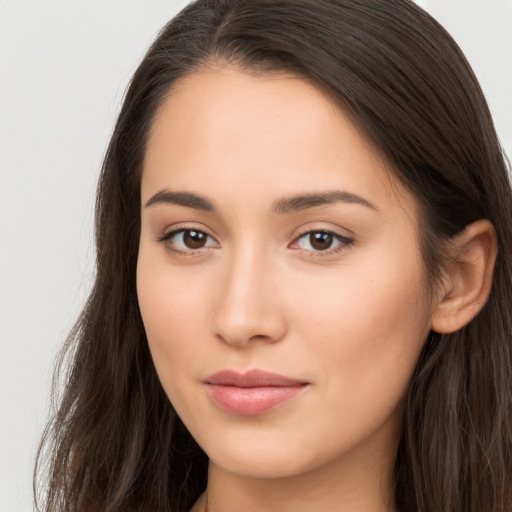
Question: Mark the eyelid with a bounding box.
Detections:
[156,221,218,240]
[289,227,355,257]
[157,224,220,255]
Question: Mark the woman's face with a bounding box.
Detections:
[137,67,434,479]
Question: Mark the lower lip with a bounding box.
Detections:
[206,384,307,415]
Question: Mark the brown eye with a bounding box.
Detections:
[183,230,207,249]
[294,230,354,255]
[309,232,334,250]
[160,228,218,253]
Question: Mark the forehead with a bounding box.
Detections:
[142,67,416,219]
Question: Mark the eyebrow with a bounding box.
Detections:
[145,190,215,211]
[144,189,377,214]
[272,190,378,214]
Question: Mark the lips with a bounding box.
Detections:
[204,369,309,415]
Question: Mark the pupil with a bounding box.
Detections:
[184,230,206,249]
[311,232,333,250]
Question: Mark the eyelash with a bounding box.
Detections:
[291,228,355,257]
[157,227,219,256]
[157,227,355,257]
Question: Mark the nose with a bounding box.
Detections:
[212,247,287,347]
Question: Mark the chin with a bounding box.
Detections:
[194,424,350,481]
[210,450,316,480]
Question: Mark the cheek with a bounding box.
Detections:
[136,250,212,397]
[136,236,217,336]
[138,274,205,343]
[290,253,430,433]
[292,227,430,348]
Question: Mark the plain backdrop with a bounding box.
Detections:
[0,1,510,510]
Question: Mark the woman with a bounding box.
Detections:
[35,0,512,511]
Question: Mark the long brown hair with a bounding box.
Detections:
[35,1,512,511]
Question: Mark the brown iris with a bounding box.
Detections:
[309,232,334,250]
[183,230,207,249]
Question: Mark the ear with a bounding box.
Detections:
[431,219,498,334]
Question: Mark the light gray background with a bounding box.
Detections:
[1,1,510,510]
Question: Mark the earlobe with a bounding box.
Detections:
[431,219,498,334]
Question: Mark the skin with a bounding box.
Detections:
[137,67,441,512]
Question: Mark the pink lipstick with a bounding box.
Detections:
[204,369,308,415]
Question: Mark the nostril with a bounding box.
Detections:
[250,334,268,341]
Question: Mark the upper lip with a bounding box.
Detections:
[205,369,308,388]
